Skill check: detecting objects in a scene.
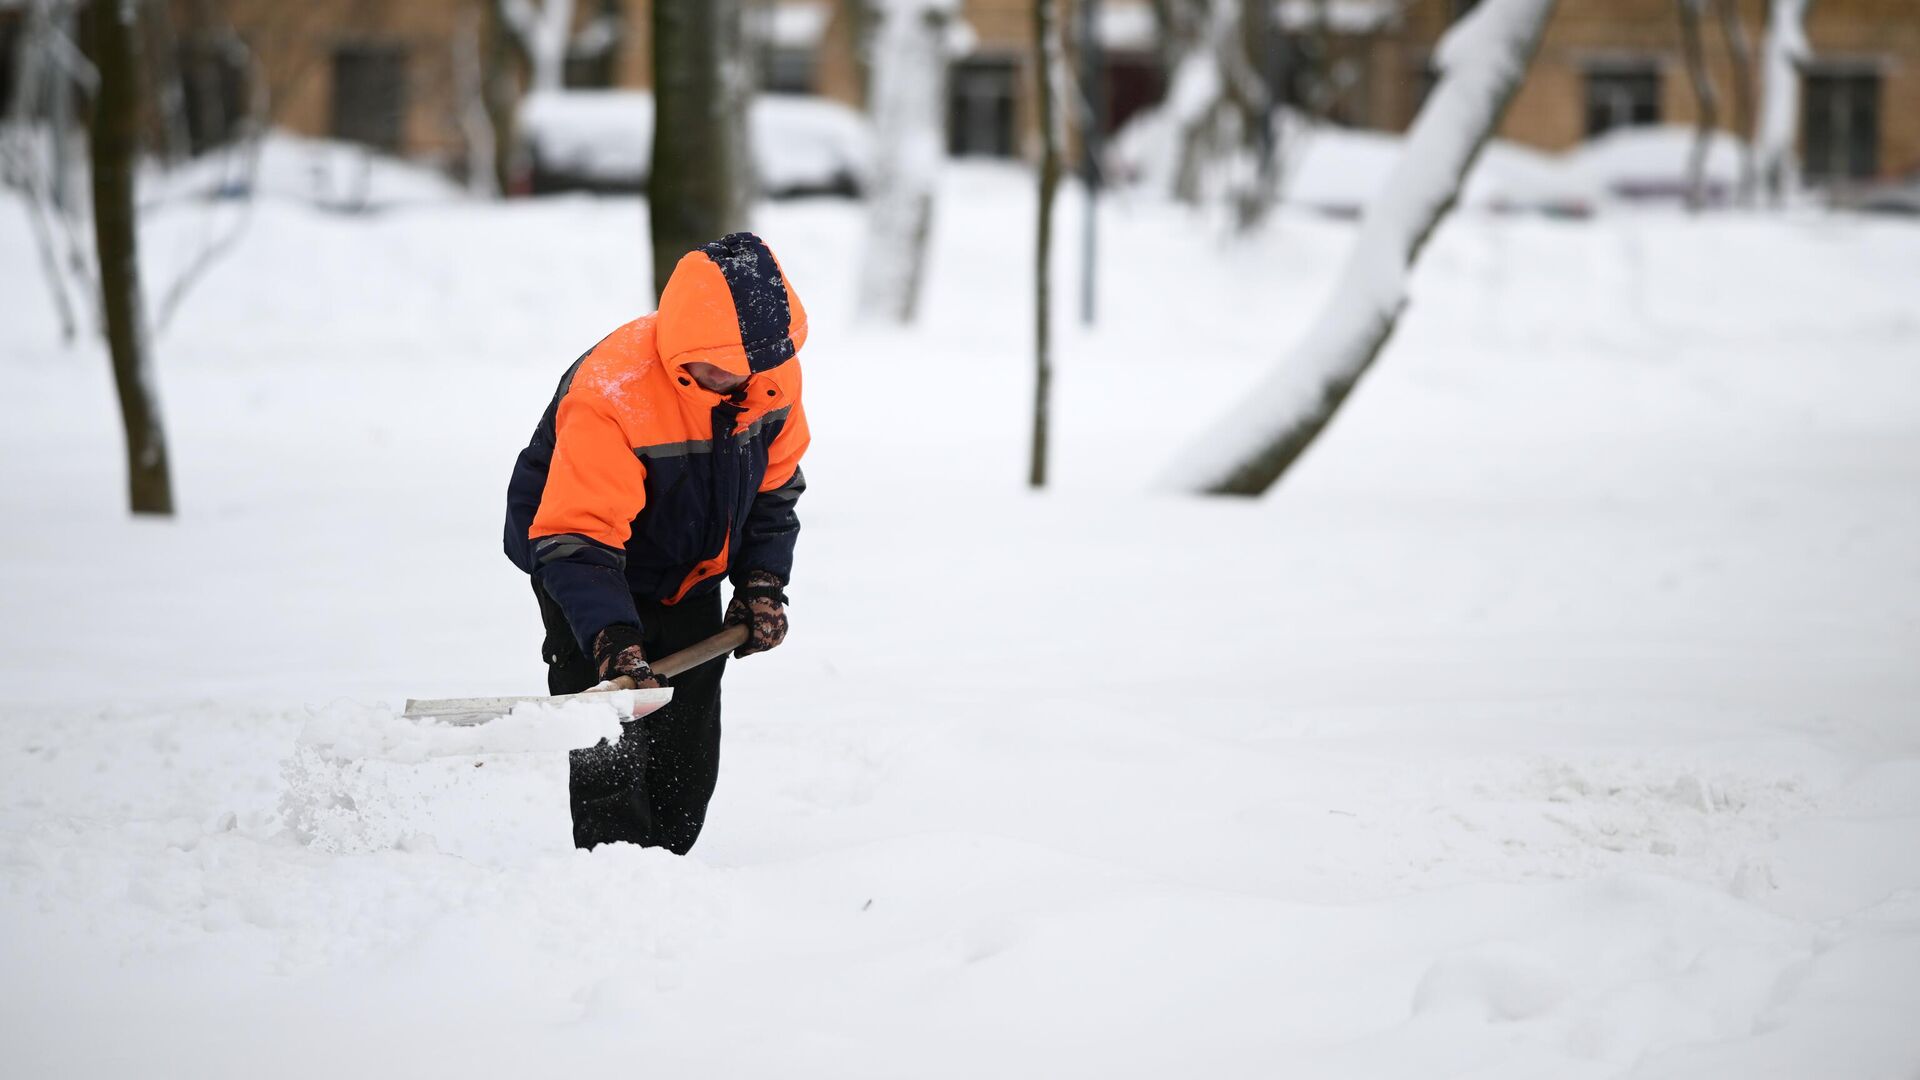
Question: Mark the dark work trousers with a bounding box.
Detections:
[535,581,727,854]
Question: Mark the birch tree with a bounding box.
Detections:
[1162,0,1557,497]
[1031,0,1065,488]
[856,0,959,323]
[86,0,174,515]
[1755,0,1811,205]
[650,0,754,300]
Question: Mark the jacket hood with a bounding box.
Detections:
[655,232,808,379]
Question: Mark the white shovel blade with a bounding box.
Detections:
[402,686,674,727]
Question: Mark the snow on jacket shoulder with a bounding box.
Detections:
[504,232,810,652]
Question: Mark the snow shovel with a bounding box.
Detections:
[401,624,749,727]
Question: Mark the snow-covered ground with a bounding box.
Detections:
[3,155,1918,1076]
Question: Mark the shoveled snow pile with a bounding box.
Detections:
[2,163,1918,1076]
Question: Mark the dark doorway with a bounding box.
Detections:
[1804,68,1880,183]
[0,11,21,118]
[331,42,408,154]
[1584,62,1661,137]
[178,36,250,154]
[1101,54,1164,135]
[948,56,1019,158]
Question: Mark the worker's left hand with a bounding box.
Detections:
[726,572,789,658]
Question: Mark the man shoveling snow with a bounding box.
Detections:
[502,232,809,854]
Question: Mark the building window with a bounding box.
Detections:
[330,43,408,153]
[756,0,826,95]
[178,36,251,154]
[1803,67,1880,182]
[564,47,616,89]
[948,57,1018,158]
[762,48,817,95]
[1100,54,1165,135]
[1584,62,1661,137]
[565,2,620,90]
[0,15,17,117]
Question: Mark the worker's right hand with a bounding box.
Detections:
[592,625,663,689]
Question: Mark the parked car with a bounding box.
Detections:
[518,90,874,198]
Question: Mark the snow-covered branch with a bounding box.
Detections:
[498,0,577,93]
[856,0,963,323]
[1161,0,1557,496]
[1755,0,1811,204]
[3,0,99,341]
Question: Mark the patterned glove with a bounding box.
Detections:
[725,571,789,659]
[591,624,663,688]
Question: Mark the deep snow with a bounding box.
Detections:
[2,145,1918,1077]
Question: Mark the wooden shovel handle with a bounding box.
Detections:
[653,624,750,679]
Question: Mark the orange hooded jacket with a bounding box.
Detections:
[504,232,810,651]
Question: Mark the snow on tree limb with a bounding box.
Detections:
[1161,0,1557,497]
[1756,0,1811,204]
[498,0,577,93]
[856,0,961,323]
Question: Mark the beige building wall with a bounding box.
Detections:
[219,0,1918,181]
[1393,0,1918,177]
[222,0,468,161]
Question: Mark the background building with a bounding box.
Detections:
[6,0,1906,186]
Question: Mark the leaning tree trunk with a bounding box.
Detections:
[1030,0,1065,489]
[1677,0,1720,212]
[650,0,753,300]
[481,0,525,194]
[86,0,175,516]
[1163,0,1558,496]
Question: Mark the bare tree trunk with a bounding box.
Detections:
[1714,0,1757,204]
[455,5,501,197]
[1234,0,1282,230]
[1677,0,1719,212]
[86,0,175,516]
[651,0,752,301]
[481,0,524,194]
[845,0,876,105]
[1031,0,1064,489]
[1164,0,1557,497]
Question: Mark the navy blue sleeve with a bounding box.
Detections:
[530,533,642,655]
[732,466,804,587]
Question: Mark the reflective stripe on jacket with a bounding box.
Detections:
[503,233,810,652]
